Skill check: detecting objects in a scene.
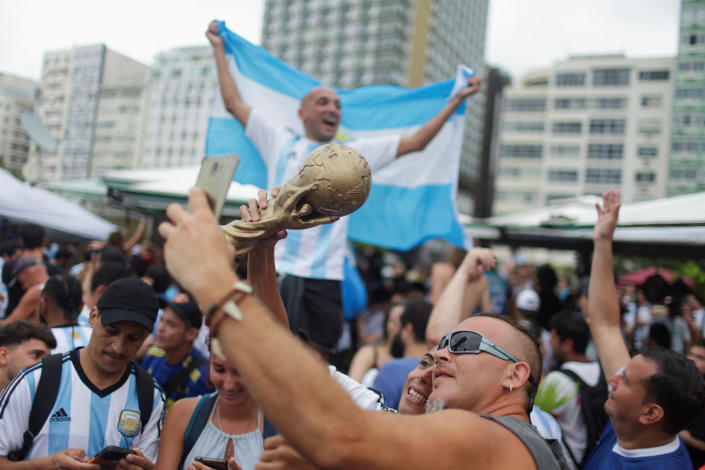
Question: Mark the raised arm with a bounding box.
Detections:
[587,189,630,378]
[241,189,288,327]
[396,75,482,157]
[206,20,252,127]
[158,189,532,470]
[425,248,495,348]
[123,216,147,253]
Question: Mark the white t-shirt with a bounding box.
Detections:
[51,325,93,354]
[328,366,385,411]
[0,349,164,461]
[245,108,400,280]
[534,361,602,470]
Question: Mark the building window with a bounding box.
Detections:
[499,167,541,179]
[550,144,580,157]
[548,169,578,182]
[594,97,626,110]
[673,113,704,130]
[635,172,656,183]
[670,168,697,180]
[585,168,622,184]
[555,72,586,87]
[589,119,626,134]
[672,141,703,152]
[502,121,545,133]
[500,144,543,158]
[637,147,658,158]
[593,68,630,86]
[638,70,670,81]
[554,98,587,110]
[552,121,582,134]
[682,33,705,46]
[505,98,546,112]
[641,95,662,108]
[587,143,623,159]
[676,88,705,99]
[678,60,705,72]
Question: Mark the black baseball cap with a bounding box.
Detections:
[97,278,159,331]
[166,296,203,329]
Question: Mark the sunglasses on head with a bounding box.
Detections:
[437,330,537,386]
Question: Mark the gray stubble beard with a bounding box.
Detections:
[425,398,446,414]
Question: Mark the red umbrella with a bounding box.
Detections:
[618,267,694,287]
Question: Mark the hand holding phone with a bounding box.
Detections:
[194,457,228,470]
[188,154,240,219]
[87,446,135,470]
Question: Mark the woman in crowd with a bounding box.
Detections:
[347,300,405,386]
[156,337,262,470]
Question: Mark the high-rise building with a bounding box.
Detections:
[24,45,148,182]
[261,0,488,213]
[668,0,705,195]
[140,46,217,169]
[494,54,674,214]
[0,73,39,177]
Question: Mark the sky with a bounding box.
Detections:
[0,0,681,83]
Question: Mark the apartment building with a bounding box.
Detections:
[0,73,39,176]
[494,54,674,214]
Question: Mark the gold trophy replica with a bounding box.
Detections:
[222,143,371,255]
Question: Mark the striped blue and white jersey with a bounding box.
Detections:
[246,108,399,281]
[51,325,93,354]
[0,349,165,461]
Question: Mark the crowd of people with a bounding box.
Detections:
[0,19,703,470]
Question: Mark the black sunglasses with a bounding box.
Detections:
[438,330,537,386]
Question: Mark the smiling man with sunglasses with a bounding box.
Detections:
[158,188,564,470]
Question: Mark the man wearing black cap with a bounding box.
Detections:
[0,277,165,469]
[141,294,212,408]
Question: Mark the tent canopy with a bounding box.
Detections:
[0,169,115,240]
[467,193,705,258]
[101,166,260,217]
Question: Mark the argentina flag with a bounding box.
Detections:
[206,21,469,251]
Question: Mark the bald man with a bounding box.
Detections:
[207,21,482,355]
[159,187,562,470]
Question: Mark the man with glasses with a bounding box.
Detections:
[158,187,562,470]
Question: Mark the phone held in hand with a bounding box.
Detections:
[188,154,240,219]
[87,446,136,470]
[194,456,228,470]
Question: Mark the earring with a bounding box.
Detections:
[509,384,513,393]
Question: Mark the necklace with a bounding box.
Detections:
[215,397,235,462]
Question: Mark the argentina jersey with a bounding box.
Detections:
[51,325,93,354]
[0,350,165,461]
[245,109,399,281]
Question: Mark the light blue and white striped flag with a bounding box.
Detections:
[206,21,470,250]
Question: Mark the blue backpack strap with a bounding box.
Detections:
[180,393,218,469]
[262,415,278,439]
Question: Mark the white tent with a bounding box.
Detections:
[0,169,116,239]
[101,166,260,216]
[467,193,705,258]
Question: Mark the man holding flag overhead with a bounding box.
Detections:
[206,20,482,355]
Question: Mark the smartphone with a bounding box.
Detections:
[188,154,240,219]
[194,457,228,470]
[87,446,135,470]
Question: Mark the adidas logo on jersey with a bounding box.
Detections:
[49,408,71,422]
